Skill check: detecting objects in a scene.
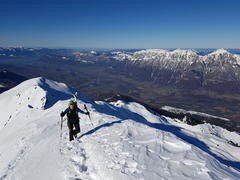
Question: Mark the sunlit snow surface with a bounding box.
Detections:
[0,78,239,180]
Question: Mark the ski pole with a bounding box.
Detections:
[84,104,94,127]
[60,116,63,152]
[3,115,12,129]
[60,116,63,139]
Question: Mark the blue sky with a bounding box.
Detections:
[0,0,239,49]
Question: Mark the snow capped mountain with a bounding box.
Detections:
[111,48,240,87]
[0,47,70,58]
[0,78,240,180]
[203,48,240,67]
[90,51,98,55]
[208,48,230,55]
[0,47,40,57]
[113,48,199,62]
[205,48,235,61]
[133,49,169,58]
[235,54,240,64]
[113,48,239,63]
[112,49,201,72]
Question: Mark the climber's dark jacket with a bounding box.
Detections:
[61,107,88,123]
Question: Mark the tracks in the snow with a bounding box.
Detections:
[61,132,90,180]
[0,137,31,180]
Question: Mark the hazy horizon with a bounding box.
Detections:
[0,46,239,51]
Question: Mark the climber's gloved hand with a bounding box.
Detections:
[60,112,64,117]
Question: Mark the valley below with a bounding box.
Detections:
[0,47,240,132]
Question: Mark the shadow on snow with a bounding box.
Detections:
[79,102,240,171]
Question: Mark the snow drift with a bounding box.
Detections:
[0,77,240,180]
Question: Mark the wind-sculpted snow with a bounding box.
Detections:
[0,78,239,180]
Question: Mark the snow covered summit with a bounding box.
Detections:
[0,77,79,124]
[0,78,240,180]
[208,48,230,55]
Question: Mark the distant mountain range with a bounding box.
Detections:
[1,47,240,93]
[0,47,70,57]
[0,46,240,127]
[109,48,240,92]
[0,46,240,57]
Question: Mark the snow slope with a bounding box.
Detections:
[0,78,240,180]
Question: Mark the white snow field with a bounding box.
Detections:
[0,77,240,180]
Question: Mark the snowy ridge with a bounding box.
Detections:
[0,78,240,180]
[0,77,73,113]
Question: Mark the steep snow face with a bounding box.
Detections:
[0,78,240,180]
